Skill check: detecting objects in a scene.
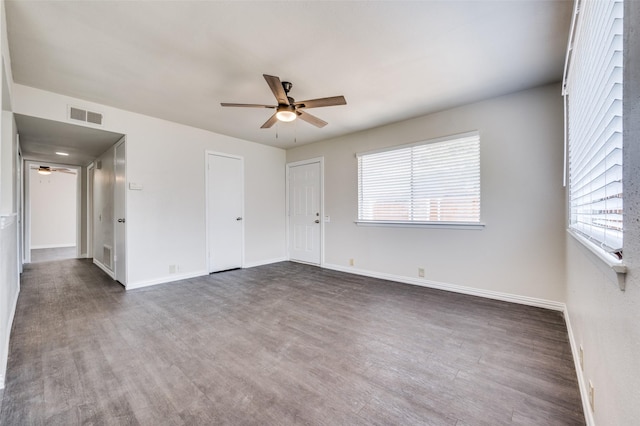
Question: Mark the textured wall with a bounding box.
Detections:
[565,2,640,424]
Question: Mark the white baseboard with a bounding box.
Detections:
[563,307,594,426]
[322,263,565,311]
[93,259,115,279]
[126,270,208,291]
[31,243,76,249]
[244,257,288,268]
[0,286,20,389]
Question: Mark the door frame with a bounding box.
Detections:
[113,137,127,285]
[86,162,95,259]
[204,150,245,273]
[285,157,324,266]
[23,160,82,264]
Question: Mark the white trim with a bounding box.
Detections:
[285,157,324,266]
[568,228,626,290]
[204,151,245,273]
[30,243,76,249]
[0,284,19,389]
[323,262,565,311]
[113,137,127,285]
[563,306,594,426]
[126,270,208,291]
[93,258,115,279]
[355,220,485,230]
[86,162,95,259]
[243,257,288,268]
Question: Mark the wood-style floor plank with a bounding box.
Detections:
[0,259,585,425]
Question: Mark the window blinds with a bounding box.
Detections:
[566,0,623,254]
[357,133,480,224]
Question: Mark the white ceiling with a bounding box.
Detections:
[15,114,124,166]
[5,0,572,151]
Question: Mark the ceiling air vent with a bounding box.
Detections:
[68,106,103,126]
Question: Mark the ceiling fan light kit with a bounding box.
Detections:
[221,74,347,129]
[276,106,297,122]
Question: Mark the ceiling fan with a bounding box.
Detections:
[221,74,347,129]
[31,165,76,176]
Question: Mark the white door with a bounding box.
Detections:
[288,161,321,264]
[207,153,243,273]
[114,139,126,284]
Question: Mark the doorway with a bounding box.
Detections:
[206,152,244,273]
[287,158,323,265]
[25,161,80,263]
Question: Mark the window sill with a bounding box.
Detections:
[567,228,626,291]
[355,220,485,230]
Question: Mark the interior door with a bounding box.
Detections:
[207,153,243,273]
[114,138,126,284]
[288,161,321,264]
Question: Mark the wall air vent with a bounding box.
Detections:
[68,106,103,126]
[103,245,112,269]
[87,111,103,125]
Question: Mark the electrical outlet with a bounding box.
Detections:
[579,345,584,371]
[588,381,595,412]
[349,258,355,266]
[418,267,425,278]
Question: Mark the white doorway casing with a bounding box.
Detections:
[287,158,323,265]
[206,152,244,273]
[114,138,126,285]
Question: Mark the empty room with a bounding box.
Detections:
[0,0,638,425]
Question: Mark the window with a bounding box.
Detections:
[357,132,480,226]
[564,0,623,259]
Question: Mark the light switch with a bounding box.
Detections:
[129,182,143,190]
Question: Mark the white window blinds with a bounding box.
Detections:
[565,0,623,255]
[357,133,480,224]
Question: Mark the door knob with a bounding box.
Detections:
[117,218,125,223]
[314,219,320,224]
[236,217,243,221]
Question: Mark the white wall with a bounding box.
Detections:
[29,167,77,249]
[12,84,287,288]
[93,146,115,271]
[287,84,566,305]
[0,0,19,389]
[565,2,640,424]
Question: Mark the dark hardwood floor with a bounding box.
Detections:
[30,246,77,263]
[0,259,585,425]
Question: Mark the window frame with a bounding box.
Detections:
[562,0,627,281]
[355,131,484,229]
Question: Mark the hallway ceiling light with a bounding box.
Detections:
[55,151,69,156]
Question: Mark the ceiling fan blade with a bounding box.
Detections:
[263,74,289,105]
[221,103,275,108]
[294,95,347,109]
[260,113,279,129]
[297,111,328,128]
